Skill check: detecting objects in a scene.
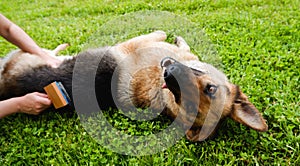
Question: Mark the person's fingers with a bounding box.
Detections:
[29,92,52,108]
[36,95,52,106]
[39,52,62,68]
[48,57,62,68]
[33,92,48,98]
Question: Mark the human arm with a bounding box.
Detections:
[0,14,61,67]
[0,92,52,118]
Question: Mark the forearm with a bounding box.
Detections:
[2,23,44,55]
[0,92,52,119]
[0,14,62,68]
[0,97,21,118]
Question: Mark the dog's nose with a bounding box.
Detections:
[163,64,181,103]
[161,57,177,68]
[164,64,182,79]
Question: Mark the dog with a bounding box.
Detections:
[0,31,268,141]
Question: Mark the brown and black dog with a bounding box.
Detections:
[0,31,267,141]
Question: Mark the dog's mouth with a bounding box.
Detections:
[160,57,203,104]
[161,57,182,103]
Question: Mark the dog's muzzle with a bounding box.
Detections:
[161,57,188,103]
[161,57,183,84]
[161,56,193,80]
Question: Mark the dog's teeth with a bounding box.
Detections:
[162,83,168,89]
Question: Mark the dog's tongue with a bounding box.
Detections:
[161,83,168,89]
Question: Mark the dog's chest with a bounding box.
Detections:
[116,64,166,110]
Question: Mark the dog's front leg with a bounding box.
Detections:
[116,31,167,55]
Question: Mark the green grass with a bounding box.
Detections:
[0,0,299,165]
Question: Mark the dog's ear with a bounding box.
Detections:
[230,87,268,131]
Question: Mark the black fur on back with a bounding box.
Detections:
[1,47,118,112]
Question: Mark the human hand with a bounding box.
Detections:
[39,53,62,68]
[16,92,52,115]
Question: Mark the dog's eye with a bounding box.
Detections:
[204,84,218,96]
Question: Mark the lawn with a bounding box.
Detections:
[0,0,299,165]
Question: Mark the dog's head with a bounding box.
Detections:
[161,57,268,141]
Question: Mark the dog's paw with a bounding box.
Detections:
[53,43,70,54]
[149,30,167,41]
[153,30,166,36]
[175,36,190,52]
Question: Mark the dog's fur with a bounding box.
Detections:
[0,31,267,141]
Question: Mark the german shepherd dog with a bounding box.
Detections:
[0,31,267,141]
